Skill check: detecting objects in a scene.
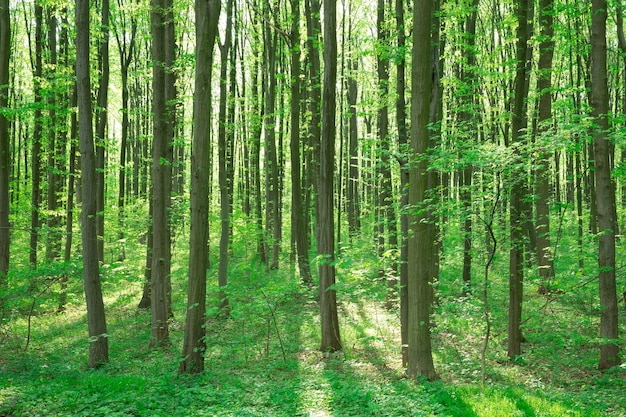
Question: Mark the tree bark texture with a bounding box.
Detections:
[319,0,342,353]
[290,0,312,285]
[508,0,531,361]
[534,0,556,285]
[76,0,109,368]
[407,0,438,381]
[180,0,220,374]
[591,0,621,371]
[150,0,175,347]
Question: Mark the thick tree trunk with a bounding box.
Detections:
[591,0,621,371]
[407,0,438,381]
[76,0,109,368]
[180,0,220,374]
[319,0,342,353]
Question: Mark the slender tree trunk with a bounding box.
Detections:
[535,0,556,289]
[459,0,479,294]
[218,0,234,311]
[395,0,408,368]
[45,9,62,262]
[407,0,438,382]
[29,3,43,270]
[76,0,109,368]
[290,0,312,285]
[180,0,220,374]
[319,0,342,353]
[0,0,10,308]
[150,0,175,347]
[591,0,621,371]
[60,87,78,311]
[305,0,322,247]
[114,6,137,263]
[376,0,398,297]
[263,9,280,270]
[508,0,532,360]
[95,0,110,262]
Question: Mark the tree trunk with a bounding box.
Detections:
[95,0,110,263]
[508,0,532,361]
[591,0,621,371]
[0,0,9,308]
[180,0,220,374]
[29,3,43,270]
[114,3,137,263]
[150,0,175,347]
[218,0,234,312]
[407,0,438,381]
[319,0,342,353]
[76,0,109,368]
[534,0,556,289]
[395,0,408,368]
[263,10,280,270]
[290,0,312,285]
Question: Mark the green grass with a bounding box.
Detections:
[1,213,625,416]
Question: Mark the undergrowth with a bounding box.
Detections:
[0,212,625,416]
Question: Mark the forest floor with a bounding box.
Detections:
[1,230,626,416]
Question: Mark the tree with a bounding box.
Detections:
[112,0,138,262]
[534,0,556,288]
[76,0,109,368]
[218,0,234,311]
[591,0,621,371]
[318,0,341,353]
[290,0,312,285]
[508,0,532,361]
[150,0,176,347]
[180,0,220,374]
[407,0,438,381]
[29,2,43,270]
[0,0,9,307]
[95,0,110,262]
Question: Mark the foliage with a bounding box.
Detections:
[1,222,624,416]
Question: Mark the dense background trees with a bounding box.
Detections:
[1,0,625,410]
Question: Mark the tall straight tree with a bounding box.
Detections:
[113,0,138,262]
[591,0,621,371]
[150,0,176,346]
[95,0,110,262]
[508,0,532,360]
[217,0,234,311]
[0,0,9,305]
[179,0,220,374]
[290,0,312,285]
[76,0,109,368]
[263,1,280,270]
[534,0,556,286]
[29,2,43,269]
[395,0,408,367]
[376,0,398,290]
[407,0,438,381]
[318,0,341,352]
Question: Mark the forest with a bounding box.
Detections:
[0,0,625,414]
